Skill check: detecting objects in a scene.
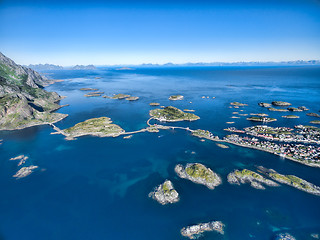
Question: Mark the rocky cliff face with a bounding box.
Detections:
[0,52,67,130]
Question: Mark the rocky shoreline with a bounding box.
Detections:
[181,221,225,239]
[258,167,320,196]
[149,180,179,205]
[227,169,279,189]
[61,117,125,140]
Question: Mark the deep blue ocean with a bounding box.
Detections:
[0,66,320,240]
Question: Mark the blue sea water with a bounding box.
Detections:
[0,66,320,240]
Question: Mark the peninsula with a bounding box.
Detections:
[0,52,67,130]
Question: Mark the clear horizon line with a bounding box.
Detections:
[27,59,320,67]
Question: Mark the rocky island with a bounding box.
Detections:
[175,163,222,189]
[84,91,104,97]
[149,102,160,106]
[169,95,184,100]
[79,88,98,91]
[111,94,131,99]
[247,116,277,122]
[125,96,139,101]
[258,102,271,108]
[149,106,200,122]
[230,102,248,106]
[282,115,299,119]
[287,107,302,112]
[13,165,38,179]
[0,52,67,130]
[272,101,291,106]
[227,169,279,189]
[307,113,320,118]
[181,221,225,239]
[192,129,218,141]
[258,167,320,196]
[61,117,125,140]
[10,154,29,166]
[149,180,179,205]
[298,106,309,111]
[268,107,289,112]
[274,233,296,240]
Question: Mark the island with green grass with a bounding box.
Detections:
[268,107,289,112]
[175,163,222,189]
[111,94,131,99]
[84,91,104,97]
[258,102,272,108]
[287,107,302,112]
[169,95,184,100]
[149,102,160,106]
[125,96,139,101]
[247,116,277,122]
[227,169,279,189]
[79,88,98,91]
[272,101,291,106]
[282,115,299,119]
[258,167,320,196]
[149,106,200,122]
[61,117,125,140]
[230,102,248,106]
[149,180,179,205]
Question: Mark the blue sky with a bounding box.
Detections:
[0,0,320,65]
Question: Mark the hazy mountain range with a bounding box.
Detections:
[27,60,320,70]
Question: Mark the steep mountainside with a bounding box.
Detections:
[0,52,67,130]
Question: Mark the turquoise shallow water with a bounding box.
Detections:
[0,66,320,239]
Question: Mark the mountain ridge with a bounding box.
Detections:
[0,52,67,130]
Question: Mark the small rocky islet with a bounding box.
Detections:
[79,88,98,91]
[282,115,299,119]
[272,101,292,106]
[149,180,179,205]
[307,113,320,118]
[84,91,104,97]
[268,107,289,112]
[274,233,296,240]
[175,163,222,189]
[125,96,139,101]
[258,102,272,108]
[149,102,160,106]
[13,165,38,179]
[180,221,225,239]
[230,102,248,106]
[169,94,184,100]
